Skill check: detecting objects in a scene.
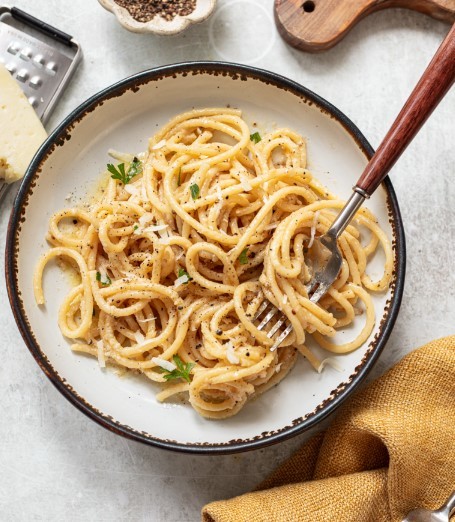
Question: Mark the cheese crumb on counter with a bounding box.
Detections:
[0,64,47,183]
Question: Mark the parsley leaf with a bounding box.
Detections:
[96,271,112,286]
[250,132,261,144]
[239,248,249,265]
[190,183,200,200]
[161,355,195,383]
[177,267,193,283]
[107,163,127,183]
[107,157,142,185]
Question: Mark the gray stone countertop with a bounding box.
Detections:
[0,1,453,520]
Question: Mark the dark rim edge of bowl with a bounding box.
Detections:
[5,61,406,455]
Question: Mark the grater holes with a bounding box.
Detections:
[5,62,15,74]
[7,42,20,55]
[32,54,45,68]
[16,69,28,82]
[45,62,57,76]
[29,76,42,90]
[19,48,32,61]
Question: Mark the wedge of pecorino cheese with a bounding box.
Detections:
[0,63,47,183]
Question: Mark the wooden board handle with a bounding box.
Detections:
[274,0,455,52]
[355,22,455,196]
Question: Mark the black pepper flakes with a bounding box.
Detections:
[114,0,196,23]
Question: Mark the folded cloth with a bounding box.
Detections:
[202,337,455,522]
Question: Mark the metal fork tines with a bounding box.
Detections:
[254,301,294,351]
[254,276,327,351]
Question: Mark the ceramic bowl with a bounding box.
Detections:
[6,62,405,454]
[98,0,216,35]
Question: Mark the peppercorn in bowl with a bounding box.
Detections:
[98,0,216,35]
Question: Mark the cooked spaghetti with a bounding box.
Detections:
[34,108,393,419]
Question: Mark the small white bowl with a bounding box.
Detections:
[98,0,216,35]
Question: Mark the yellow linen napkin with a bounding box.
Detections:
[202,337,455,522]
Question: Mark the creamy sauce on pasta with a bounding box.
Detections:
[34,108,393,419]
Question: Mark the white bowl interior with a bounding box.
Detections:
[15,70,397,446]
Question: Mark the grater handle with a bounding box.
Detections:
[11,7,74,46]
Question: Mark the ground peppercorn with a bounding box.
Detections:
[114,0,197,23]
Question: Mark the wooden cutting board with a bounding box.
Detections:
[274,0,455,52]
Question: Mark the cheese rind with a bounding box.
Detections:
[0,64,47,183]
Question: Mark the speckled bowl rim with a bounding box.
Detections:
[5,61,406,455]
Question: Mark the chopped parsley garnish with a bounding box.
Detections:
[107,163,127,183]
[107,157,142,185]
[129,157,143,177]
[133,225,139,231]
[250,132,261,144]
[239,248,249,265]
[178,267,193,283]
[161,355,195,383]
[190,183,200,200]
[177,168,181,187]
[96,271,112,286]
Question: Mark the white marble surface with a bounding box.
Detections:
[0,1,454,520]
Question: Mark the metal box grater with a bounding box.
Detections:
[0,6,82,202]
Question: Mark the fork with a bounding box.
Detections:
[402,491,455,522]
[257,22,455,351]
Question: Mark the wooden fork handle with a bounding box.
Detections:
[355,22,455,197]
